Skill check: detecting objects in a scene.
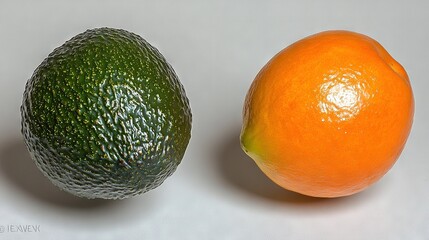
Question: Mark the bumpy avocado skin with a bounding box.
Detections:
[21,28,192,199]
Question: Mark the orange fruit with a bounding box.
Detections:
[240,30,414,198]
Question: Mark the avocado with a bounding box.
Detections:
[21,27,192,199]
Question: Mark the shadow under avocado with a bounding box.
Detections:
[0,138,116,209]
[216,127,384,205]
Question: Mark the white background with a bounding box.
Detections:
[0,1,428,239]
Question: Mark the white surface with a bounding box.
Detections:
[1,1,428,239]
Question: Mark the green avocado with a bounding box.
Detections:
[21,27,192,199]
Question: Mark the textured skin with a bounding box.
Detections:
[240,31,414,198]
[21,28,192,199]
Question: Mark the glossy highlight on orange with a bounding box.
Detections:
[240,30,414,198]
